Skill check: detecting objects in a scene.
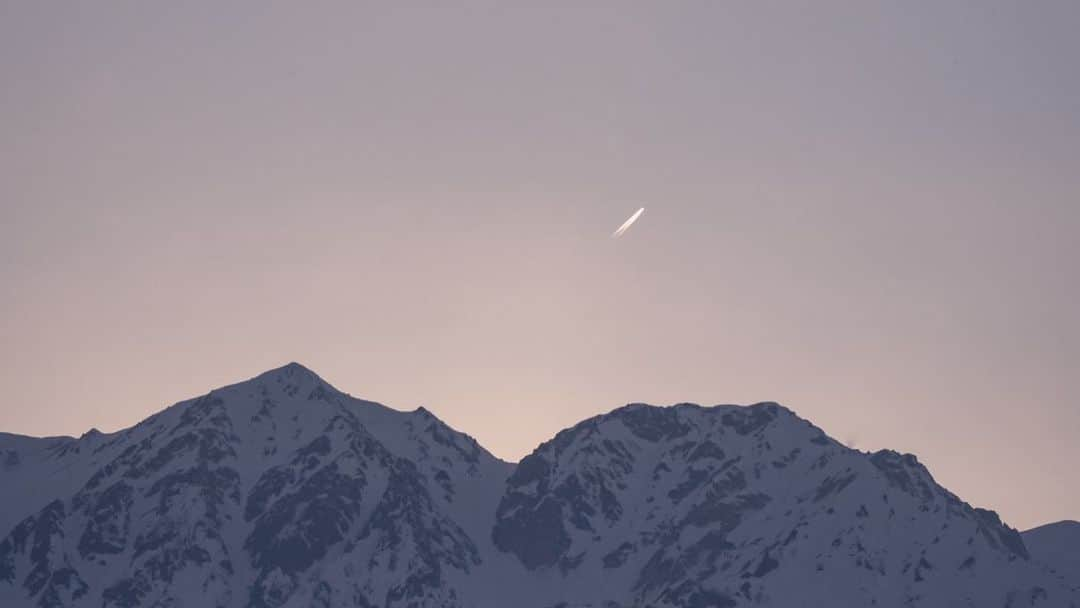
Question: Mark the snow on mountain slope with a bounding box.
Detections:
[0,430,112,539]
[0,364,1076,607]
[1024,521,1080,588]
[0,363,510,608]
[493,402,1079,607]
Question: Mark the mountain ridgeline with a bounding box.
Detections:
[0,364,1075,607]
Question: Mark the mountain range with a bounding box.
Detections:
[0,363,1075,607]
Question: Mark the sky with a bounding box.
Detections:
[1,2,1077,530]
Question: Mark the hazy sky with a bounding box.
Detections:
[1,3,1077,530]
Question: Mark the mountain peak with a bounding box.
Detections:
[78,428,103,440]
[233,361,338,397]
[256,360,321,381]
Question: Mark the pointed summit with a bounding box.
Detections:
[233,361,338,398]
[256,361,322,381]
[79,427,103,440]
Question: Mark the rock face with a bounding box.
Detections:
[0,364,1076,607]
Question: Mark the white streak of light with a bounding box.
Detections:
[612,207,645,238]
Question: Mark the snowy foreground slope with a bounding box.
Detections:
[1024,522,1080,591]
[0,364,1076,607]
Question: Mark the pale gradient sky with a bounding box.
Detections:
[1,2,1077,530]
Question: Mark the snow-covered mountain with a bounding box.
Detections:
[0,363,1076,607]
[1025,521,1080,590]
